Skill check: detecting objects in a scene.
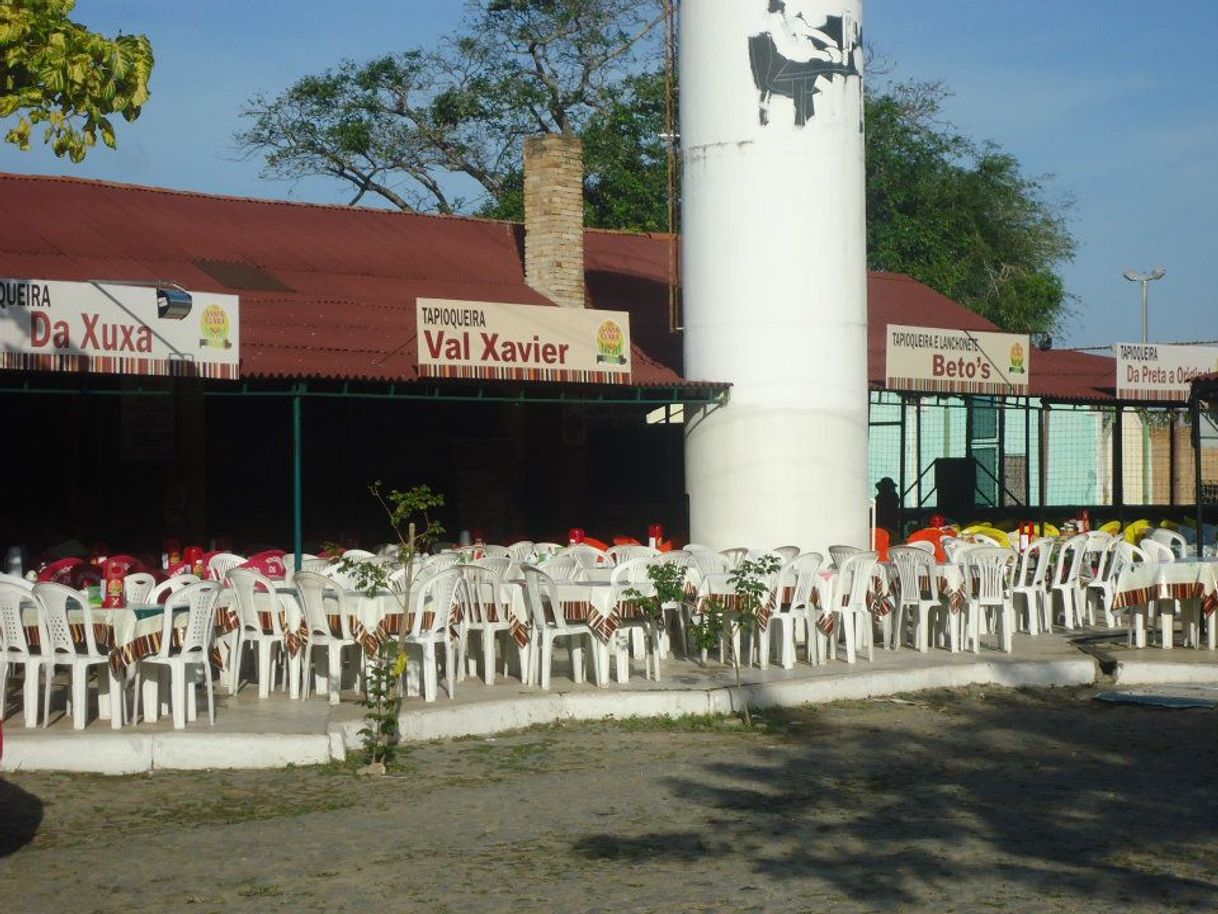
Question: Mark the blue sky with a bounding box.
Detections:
[3,1,1215,349]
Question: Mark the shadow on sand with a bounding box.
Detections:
[0,778,43,857]
[574,690,1218,908]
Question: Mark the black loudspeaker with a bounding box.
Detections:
[935,457,976,518]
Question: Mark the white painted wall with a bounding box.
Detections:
[682,0,869,551]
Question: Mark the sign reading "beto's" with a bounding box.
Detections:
[1114,343,1218,402]
[885,324,1029,396]
[416,298,631,384]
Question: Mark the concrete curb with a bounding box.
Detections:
[0,656,1101,774]
[334,658,1099,748]
[1113,662,1218,685]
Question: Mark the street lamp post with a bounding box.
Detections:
[1123,266,1166,343]
[1122,266,1166,510]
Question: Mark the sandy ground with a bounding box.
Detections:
[2,685,1217,914]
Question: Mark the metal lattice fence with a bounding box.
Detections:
[868,391,1211,536]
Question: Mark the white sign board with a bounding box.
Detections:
[416,298,631,384]
[1114,343,1218,402]
[885,324,1030,396]
[0,279,239,379]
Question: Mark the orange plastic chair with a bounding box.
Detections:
[873,528,891,562]
[907,528,947,563]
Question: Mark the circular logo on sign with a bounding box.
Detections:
[596,320,625,365]
[200,304,232,349]
[1009,341,1025,374]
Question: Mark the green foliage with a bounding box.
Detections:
[864,81,1075,334]
[479,68,670,231]
[358,641,406,768]
[330,482,446,769]
[688,554,781,726]
[0,0,154,162]
[236,0,664,219]
[237,4,1073,330]
[621,559,687,625]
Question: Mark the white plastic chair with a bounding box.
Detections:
[905,540,937,556]
[33,582,113,729]
[0,572,34,590]
[135,581,221,728]
[1107,543,1153,646]
[207,552,246,582]
[405,567,463,701]
[1012,537,1055,635]
[567,543,610,569]
[719,547,749,569]
[123,572,156,605]
[294,571,361,704]
[538,554,579,582]
[1049,534,1088,630]
[506,541,535,561]
[519,563,602,690]
[963,548,1017,653]
[889,546,940,652]
[815,552,879,664]
[0,581,44,726]
[758,552,822,669]
[1148,527,1188,559]
[532,542,565,560]
[1084,537,1124,629]
[686,549,730,580]
[227,567,291,698]
[607,544,660,565]
[827,544,862,570]
[605,557,673,682]
[458,562,525,686]
[148,574,202,605]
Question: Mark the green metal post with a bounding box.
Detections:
[293,393,303,568]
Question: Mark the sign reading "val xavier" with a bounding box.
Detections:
[416,298,632,384]
[885,324,1029,396]
[0,278,239,379]
[1114,343,1218,402]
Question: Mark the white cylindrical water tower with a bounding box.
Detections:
[682,0,869,552]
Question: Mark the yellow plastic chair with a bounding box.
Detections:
[971,527,1011,548]
[1098,520,1121,535]
[1124,519,1152,544]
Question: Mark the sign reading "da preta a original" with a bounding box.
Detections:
[1114,343,1218,402]
[416,298,631,384]
[885,324,1030,396]
[0,278,240,379]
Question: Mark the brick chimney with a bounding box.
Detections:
[524,134,585,308]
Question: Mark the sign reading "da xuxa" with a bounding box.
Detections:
[1114,343,1218,402]
[416,298,631,384]
[0,278,240,379]
[885,324,1030,396]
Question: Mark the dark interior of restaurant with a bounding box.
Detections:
[2,386,687,567]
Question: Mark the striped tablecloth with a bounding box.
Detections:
[20,602,238,675]
[1112,560,1218,615]
[809,567,895,636]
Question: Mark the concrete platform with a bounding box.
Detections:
[3,629,1216,774]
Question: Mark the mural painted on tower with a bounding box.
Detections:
[749,1,861,127]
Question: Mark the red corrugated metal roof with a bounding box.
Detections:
[0,172,1116,399]
[0,172,690,387]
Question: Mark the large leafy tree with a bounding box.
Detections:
[865,81,1074,334]
[0,0,154,162]
[237,3,1072,331]
[235,0,665,214]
